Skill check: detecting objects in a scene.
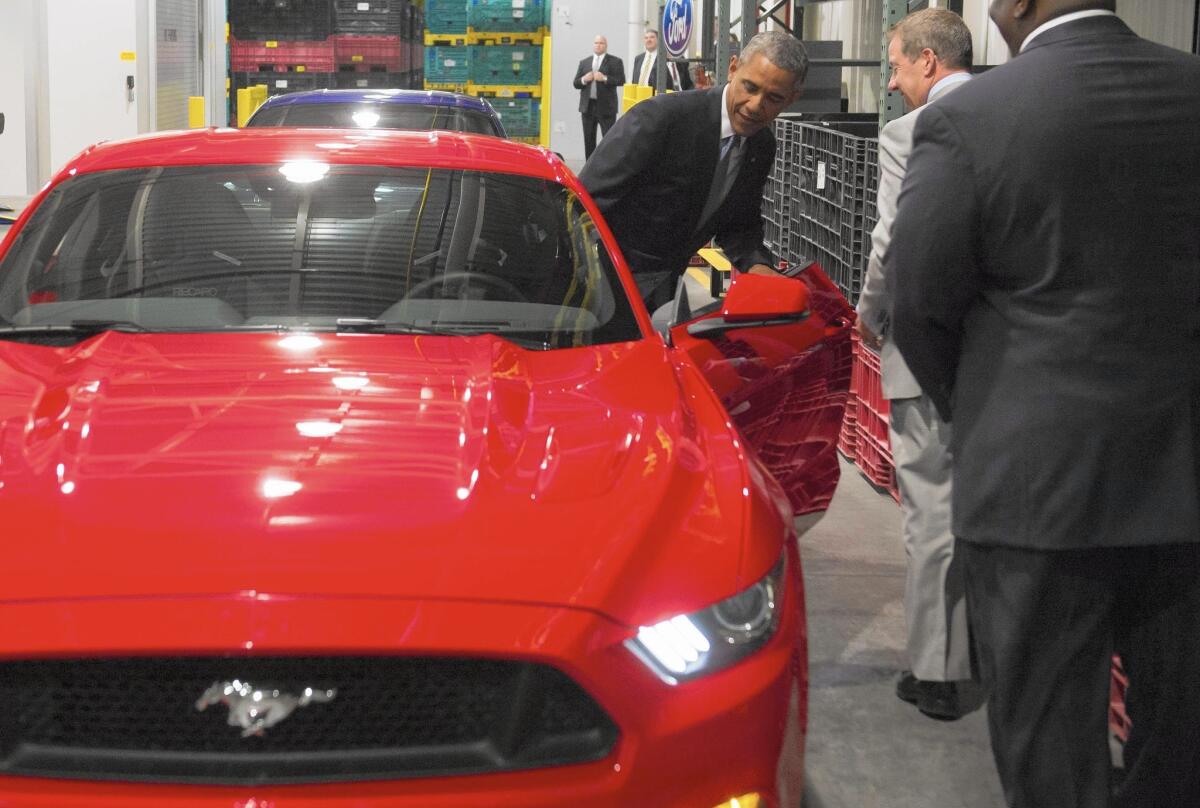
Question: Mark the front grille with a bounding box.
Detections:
[0,657,618,785]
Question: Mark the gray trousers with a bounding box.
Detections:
[889,394,971,681]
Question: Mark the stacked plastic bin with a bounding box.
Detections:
[228,0,425,120]
[228,0,335,112]
[425,0,548,144]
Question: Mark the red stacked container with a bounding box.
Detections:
[333,34,404,71]
[230,39,336,73]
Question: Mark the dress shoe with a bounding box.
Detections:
[895,670,966,721]
[895,670,921,705]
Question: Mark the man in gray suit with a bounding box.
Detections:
[889,1,1200,804]
[856,7,974,721]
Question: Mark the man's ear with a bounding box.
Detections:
[726,55,739,82]
[921,48,938,78]
[1013,0,1034,20]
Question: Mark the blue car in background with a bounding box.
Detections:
[246,89,506,137]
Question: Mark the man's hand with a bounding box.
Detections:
[595,72,607,82]
[855,317,882,350]
[583,71,595,83]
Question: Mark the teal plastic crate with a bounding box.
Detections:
[424,46,471,83]
[468,0,545,32]
[488,97,539,137]
[469,44,541,86]
[426,0,469,34]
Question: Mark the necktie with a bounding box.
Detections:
[668,61,679,90]
[590,55,600,99]
[696,135,744,231]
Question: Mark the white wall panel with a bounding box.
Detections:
[1116,0,1194,52]
[0,0,35,194]
[45,0,142,174]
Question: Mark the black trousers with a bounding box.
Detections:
[958,539,1200,808]
[581,99,615,159]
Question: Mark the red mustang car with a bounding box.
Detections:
[0,128,851,807]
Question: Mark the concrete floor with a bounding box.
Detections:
[798,458,1006,808]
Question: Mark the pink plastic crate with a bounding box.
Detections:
[230,38,335,73]
[333,34,403,71]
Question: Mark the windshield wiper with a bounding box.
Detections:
[0,319,152,336]
[335,317,462,336]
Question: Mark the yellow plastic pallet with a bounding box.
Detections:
[467,82,541,98]
[424,81,470,93]
[466,28,546,46]
[424,31,469,46]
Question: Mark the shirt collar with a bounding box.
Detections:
[928,71,971,102]
[720,84,735,141]
[1020,9,1117,52]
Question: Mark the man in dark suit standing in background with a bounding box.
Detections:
[573,35,624,160]
[580,30,806,309]
[888,1,1200,805]
[631,30,693,92]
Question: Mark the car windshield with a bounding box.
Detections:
[248,102,502,135]
[0,164,641,349]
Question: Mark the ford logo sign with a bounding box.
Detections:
[661,0,693,59]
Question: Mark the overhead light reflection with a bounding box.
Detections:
[296,420,342,438]
[332,375,370,391]
[262,478,303,499]
[278,334,322,351]
[278,160,329,184]
[60,481,76,495]
[351,109,381,128]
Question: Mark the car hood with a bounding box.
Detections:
[0,333,752,625]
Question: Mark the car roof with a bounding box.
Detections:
[61,127,566,184]
[256,89,498,115]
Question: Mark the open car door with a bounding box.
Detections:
[666,260,854,515]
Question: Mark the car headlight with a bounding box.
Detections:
[626,555,786,684]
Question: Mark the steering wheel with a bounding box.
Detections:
[403,270,528,302]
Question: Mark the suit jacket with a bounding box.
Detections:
[631,51,693,92]
[888,15,1200,550]
[857,77,968,400]
[579,85,774,279]
[573,54,625,117]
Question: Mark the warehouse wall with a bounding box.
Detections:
[549,2,635,164]
[800,0,884,114]
[1117,0,1195,54]
[0,0,36,196]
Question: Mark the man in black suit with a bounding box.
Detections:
[888,1,1200,805]
[580,30,807,309]
[573,35,625,160]
[631,30,693,93]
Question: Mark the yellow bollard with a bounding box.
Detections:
[252,84,268,112]
[635,84,653,102]
[236,88,252,127]
[187,96,205,128]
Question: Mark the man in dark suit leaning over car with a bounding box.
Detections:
[580,30,807,311]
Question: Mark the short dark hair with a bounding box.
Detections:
[889,8,973,70]
[739,31,809,90]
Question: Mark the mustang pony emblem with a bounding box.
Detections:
[196,680,337,737]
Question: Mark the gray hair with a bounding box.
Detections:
[739,31,809,90]
[890,8,973,70]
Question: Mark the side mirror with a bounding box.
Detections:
[0,113,5,135]
[686,272,810,338]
